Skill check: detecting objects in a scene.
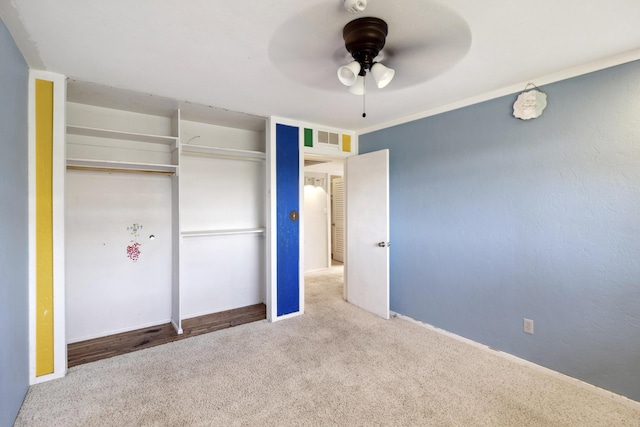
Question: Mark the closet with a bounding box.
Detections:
[179,114,266,324]
[65,81,266,343]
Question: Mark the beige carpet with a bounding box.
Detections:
[16,266,640,426]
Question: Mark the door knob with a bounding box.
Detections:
[289,210,299,221]
[377,241,387,247]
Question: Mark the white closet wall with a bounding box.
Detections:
[181,234,264,317]
[66,170,173,342]
[179,155,263,230]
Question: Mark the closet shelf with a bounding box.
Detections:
[67,124,178,145]
[67,158,178,174]
[181,228,266,237]
[181,144,266,160]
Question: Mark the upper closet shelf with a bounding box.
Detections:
[67,125,178,145]
[181,144,266,160]
[66,158,178,174]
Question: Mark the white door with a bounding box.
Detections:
[345,149,389,319]
[332,177,345,263]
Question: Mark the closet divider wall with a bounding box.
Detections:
[65,82,266,343]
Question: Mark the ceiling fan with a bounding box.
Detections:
[267,0,471,94]
[337,16,396,95]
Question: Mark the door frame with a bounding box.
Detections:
[266,117,357,321]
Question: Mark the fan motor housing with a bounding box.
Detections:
[343,17,388,70]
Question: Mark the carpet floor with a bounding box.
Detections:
[15,266,640,426]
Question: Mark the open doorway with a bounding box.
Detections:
[303,155,345,295]
[299,150,390,319]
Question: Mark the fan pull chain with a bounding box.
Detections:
[362,77,366,118]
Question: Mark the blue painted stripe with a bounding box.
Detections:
[276,124,300,316]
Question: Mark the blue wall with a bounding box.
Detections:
[0,19,29,427]
[360,60,640,402]
[276,124,300,316]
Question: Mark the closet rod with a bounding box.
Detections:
[181,150,265,162]
[66,165,175,176]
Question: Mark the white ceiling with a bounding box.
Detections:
[2,0,640,133]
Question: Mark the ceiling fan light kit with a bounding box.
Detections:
[349,76,366,95]
[338,60,362,86]
[370,62,395,88]
[337,16,395,94]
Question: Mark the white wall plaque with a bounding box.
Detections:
[513,89,547,120]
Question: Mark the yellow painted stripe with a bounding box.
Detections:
[342,134,351,152]
[35,79,54,376]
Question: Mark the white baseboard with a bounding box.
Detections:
[392,312,640,411]
[30,368,66,386]
[272,310,304,322]
[171,319,183,335]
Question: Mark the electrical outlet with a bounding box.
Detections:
[523,318,534,335]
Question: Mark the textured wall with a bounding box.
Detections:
[0,19,29,427]
[360,60,640,401]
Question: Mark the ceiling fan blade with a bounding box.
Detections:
[381,27,471,89]
[268,3,348,90]
[267,0,472,92]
